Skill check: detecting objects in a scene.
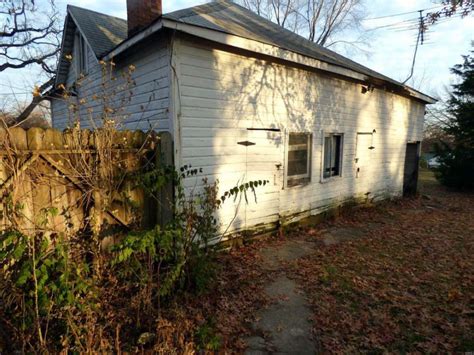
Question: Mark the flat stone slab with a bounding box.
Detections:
[260,240,316,270]
[246,276,316,354]
[322,227,366,245]
[244,336,267,354]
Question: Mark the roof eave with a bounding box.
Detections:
[67,6,101,60]
[98,15,435,105]
[103,19,164,60]
[162,19,436,104]
[54,14,74,86]
[404,86,437,104]
[55,6,103,86]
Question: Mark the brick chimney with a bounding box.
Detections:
[127,0,162,37]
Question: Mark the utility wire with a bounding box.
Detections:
[364,5,443,21]
[366,17,419,31]
[0,92,32,95]
[366,11,464,33]
[0,83,34,91]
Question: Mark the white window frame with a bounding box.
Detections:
[321,132,344,181]
[285,132,312,187]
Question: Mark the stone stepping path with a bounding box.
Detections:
[245,240,317,354]
[244,225,380,353]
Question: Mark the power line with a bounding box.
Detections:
[365,17,420,31]
[0,92,32,95]
[364,5,443,21]
[366,12,465,33]
[0,83,32,91]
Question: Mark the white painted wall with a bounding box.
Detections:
[52,30,426,236]
[52,33,171,132]
[172,35,425,234]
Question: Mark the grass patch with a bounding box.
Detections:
[195,319,222,351]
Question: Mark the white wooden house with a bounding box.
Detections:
[50,0,436,234]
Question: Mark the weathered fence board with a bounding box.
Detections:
[0,127,173,236]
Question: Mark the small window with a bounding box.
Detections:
[323,134,343,179]
[75,32,88,77]
[287,133,311,186]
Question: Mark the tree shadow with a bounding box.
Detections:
[175,32,426,236]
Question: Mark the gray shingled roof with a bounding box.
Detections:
[58,0,430,98]
[163,0,402,86]
[65,0,402,87]
[68,5,127,58]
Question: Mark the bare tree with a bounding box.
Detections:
[234,0,369,52]
[0,0,61,123]
[426,0,473,25]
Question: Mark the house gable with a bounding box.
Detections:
[56,5,127,86]
[52,31,172,131]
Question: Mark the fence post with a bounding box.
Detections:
[157,132,174,226]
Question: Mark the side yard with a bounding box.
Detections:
[2,169,471,352]
[288,169,474,352]
[189,169,473,352]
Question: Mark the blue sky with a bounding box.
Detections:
[1,0,473,106]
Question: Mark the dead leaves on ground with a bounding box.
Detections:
[156,241,271,352]
[154,183,473,352]
[288,187,474,352]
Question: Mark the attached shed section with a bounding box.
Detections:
[51,6,172,132]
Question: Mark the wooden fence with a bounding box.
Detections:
[0,127,173,237]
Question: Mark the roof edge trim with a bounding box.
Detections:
[54,15,72,86]
[162,19,437,104]
[67,5,100,62]
[103,19,163,60]
[99,15,436,104]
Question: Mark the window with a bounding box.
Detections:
[287,133,312,186]
[323,134,343,179]
[75,32,88,77]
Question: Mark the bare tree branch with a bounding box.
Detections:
[0,0,61,75]
[426,0,473,25]
[13,76,55,124]
[0,49,59,72]
[233,0,369,53]
[1,0,61,123]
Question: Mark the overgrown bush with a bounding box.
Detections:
[0,160,269,352]
[0,229,97,351]
[0,58,271,352]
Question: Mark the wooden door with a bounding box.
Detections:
[242,129,283,229]
[403,142,420,196]
[355,133,375,179]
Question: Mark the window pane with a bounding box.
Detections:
[288,133,310,181]
[333,135,341,176]
[288,149,308,176]
[324,135,342,178]
[289,133,308,146]
[323,136,332,178]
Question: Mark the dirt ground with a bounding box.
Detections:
[176,170,473,353]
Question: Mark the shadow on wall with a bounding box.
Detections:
[176,34,424,235]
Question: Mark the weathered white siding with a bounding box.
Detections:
[172,36,425,234]
[52,34,171,132]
